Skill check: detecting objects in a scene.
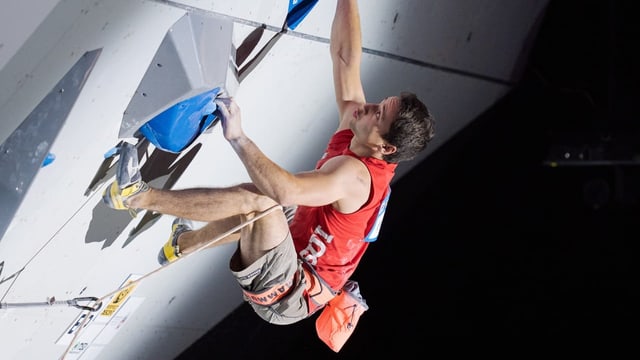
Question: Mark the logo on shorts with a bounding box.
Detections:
[246,277,294,306]
[238,268,262,281]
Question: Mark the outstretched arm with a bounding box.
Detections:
[331,0,366,131]
[216,98,369,212]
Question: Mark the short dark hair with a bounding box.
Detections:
[381,92,435,163]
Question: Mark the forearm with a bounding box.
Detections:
[229,135,295,204]
[331,0,365,113]
[331,0,362,63]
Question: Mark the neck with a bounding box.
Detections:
[349,137,383,160]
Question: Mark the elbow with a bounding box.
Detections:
[274,191,297,208]
[330,43,342,63]
[271,182,304,207]
[332,47,361,71]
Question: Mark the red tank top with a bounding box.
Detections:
[290,129,396,290]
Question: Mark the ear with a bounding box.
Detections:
[380,143,397,156]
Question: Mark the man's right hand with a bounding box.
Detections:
[215,97,245,143]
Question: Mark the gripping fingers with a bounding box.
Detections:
[215,97,232,112]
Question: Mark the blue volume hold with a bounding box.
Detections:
[138,87,221,153]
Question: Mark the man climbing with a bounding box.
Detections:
[103,0,434,334]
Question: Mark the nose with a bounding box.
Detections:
[363,104,377,114]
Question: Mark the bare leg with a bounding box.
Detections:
[129,182,290,268]
[235,208,291,268]
[128,183,268,222]
[177,205,290,268]
[178,215,243,255]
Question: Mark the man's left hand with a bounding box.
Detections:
[215,97,245,142]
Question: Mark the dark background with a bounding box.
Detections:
[179,1,637,357]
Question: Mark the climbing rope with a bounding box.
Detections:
[0,204,282,359]
[57,204,282,359]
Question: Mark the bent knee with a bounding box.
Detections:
[235,183,280,214]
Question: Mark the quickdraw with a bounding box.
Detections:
[0,296,102,312]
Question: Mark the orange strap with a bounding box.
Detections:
[241,264,336,310]
[242,272,298,306]
[302,265,336,314]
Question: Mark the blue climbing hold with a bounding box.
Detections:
[286,0,319,30]
[41,153,56,167]
[138,87,221,153]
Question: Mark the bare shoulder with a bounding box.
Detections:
[319,155,371,213]
[320,154,368,177]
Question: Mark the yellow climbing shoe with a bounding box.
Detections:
[158,218,193,266]
[102,180,149,210]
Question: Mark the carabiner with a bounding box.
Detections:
[67,297,102,312]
